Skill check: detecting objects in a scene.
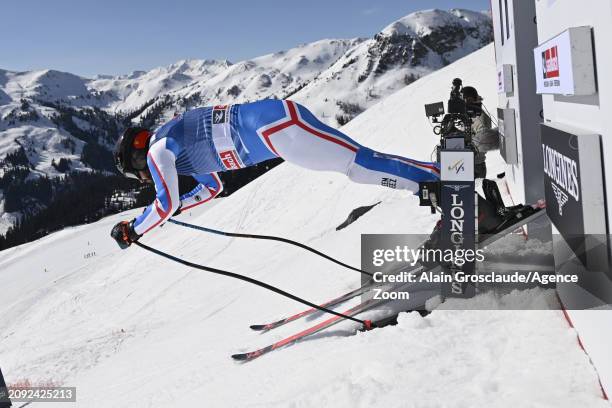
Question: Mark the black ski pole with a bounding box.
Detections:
[133,241,372,327]
[167,218,372,277]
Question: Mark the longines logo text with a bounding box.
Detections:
[448,189,466,295]
[542,143,579,201]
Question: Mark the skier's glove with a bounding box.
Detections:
[110,220,141,249]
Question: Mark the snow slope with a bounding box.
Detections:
[0,45,608,407]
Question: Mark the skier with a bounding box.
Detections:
[111,99,440,248]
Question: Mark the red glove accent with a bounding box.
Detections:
[110,220,141,249]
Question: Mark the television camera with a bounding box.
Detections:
[424,78,483,153]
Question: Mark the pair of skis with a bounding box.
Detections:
[167,217,406,361]
[232,268,425,362]
[248,282,382,332]
[232,205,549,362]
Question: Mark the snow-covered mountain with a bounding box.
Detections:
[0,8,492,237]
[0,45,607,408]
[91,39,361,115]
[295,9,493,122]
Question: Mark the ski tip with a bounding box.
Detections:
[232,348,266,362]
[249,324,266,331]
[231,353,249,362]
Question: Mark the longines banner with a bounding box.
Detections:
[540,123,608,268]
[440,150,475,298]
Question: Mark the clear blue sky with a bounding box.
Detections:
[1,0,490,78]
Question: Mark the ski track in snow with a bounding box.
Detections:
[0,45,609,407]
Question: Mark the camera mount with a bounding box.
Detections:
[420,78,478,298]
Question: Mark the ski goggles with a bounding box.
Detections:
[130,149,148,173]
[115,150,148,180]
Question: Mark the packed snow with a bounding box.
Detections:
[0,45,608,407]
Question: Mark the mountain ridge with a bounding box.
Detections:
[0,8,492,240]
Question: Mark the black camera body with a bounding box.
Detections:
[424,78,483,155]
[426,78,483,119]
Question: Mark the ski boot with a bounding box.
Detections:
[482,178,506,215]
[479,178,542,235]
[478,192,505,234]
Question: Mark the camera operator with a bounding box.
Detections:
[460,86,500,179]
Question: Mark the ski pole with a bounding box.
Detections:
[133,241,372,327]
[167,218,373,277]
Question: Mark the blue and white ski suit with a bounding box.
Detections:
[133,99,439,235]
